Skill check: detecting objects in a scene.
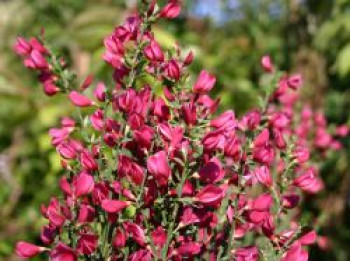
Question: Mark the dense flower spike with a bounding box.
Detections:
[14,1,348,260]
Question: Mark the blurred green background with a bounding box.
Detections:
[0,0,349,260]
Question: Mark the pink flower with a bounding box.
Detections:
[262,214,275,238]
[160,0,182,19]
[78,204,95,223]
[43,81,60,96]
[272,129,286,149]
[194,185,224,207]
[199,157,224,183]
[29,37,47,53]
[202,130,226,152]
[94,82,106,102]
[158,123,184,150]
[113,228,126,248]
[252,144,275,165]
[44,198,66,227]
[101,200,130,213]
[288,74,303,90]
[253,165,272,187]
[27,50,48,69]
[253,128,270,147]
[80,149,98,171]
[235,246,259,261]
[165,59,181,80]
[197,94,220,114]
[90,109,104,131]
[147,151,171,186]
[15,241,43,258]
[293,146,310,164]
[49,128,70,146]
[246,193,273,224]
[14,37,32,56]
[124,222,146,246]
[239,110,261,131]
[282,194,300,209]
[335,125,349,137]
[300,230,317,245]
[40,225,56,245]
[50,243,77,261]
[224,135,241,159]
[57,141,77,159]
[270,112,290,130]
[261,55,274,72]
[92,182,109,204]
[80,74,94,90]
[153,98,170,121]
[74,172,95,197]
[176,242,202,256]
[180,207,200,226]
[282,241,308,261]
[182,102,197,126]
[183,51,194,66]
[77,234,98,255]
[128,250,152,261]
[133,125,154,150]
[144,39,164,62]
[151,226,167,247]
[210,110,236,131]
[193,70,216,93]
[68,91,94,107]
[293,168,323,194]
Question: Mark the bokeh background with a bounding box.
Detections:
[0,0,349,260]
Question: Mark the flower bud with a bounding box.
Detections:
[113,228,126,248]
[15,241,44,258]
[94,82,106,102]
[43,81,60,96]
[68,91,94,107]
[183,51,194,66]
[101,200,130,213]
[261,55,274,72]
[80,74,94,90]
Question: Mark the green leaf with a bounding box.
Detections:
[335,44,350,77]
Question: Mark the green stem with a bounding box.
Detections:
[162,158,189,259]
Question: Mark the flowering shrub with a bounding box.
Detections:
[13,1,349,260]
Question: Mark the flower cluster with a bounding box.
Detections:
[14,1,348,260]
